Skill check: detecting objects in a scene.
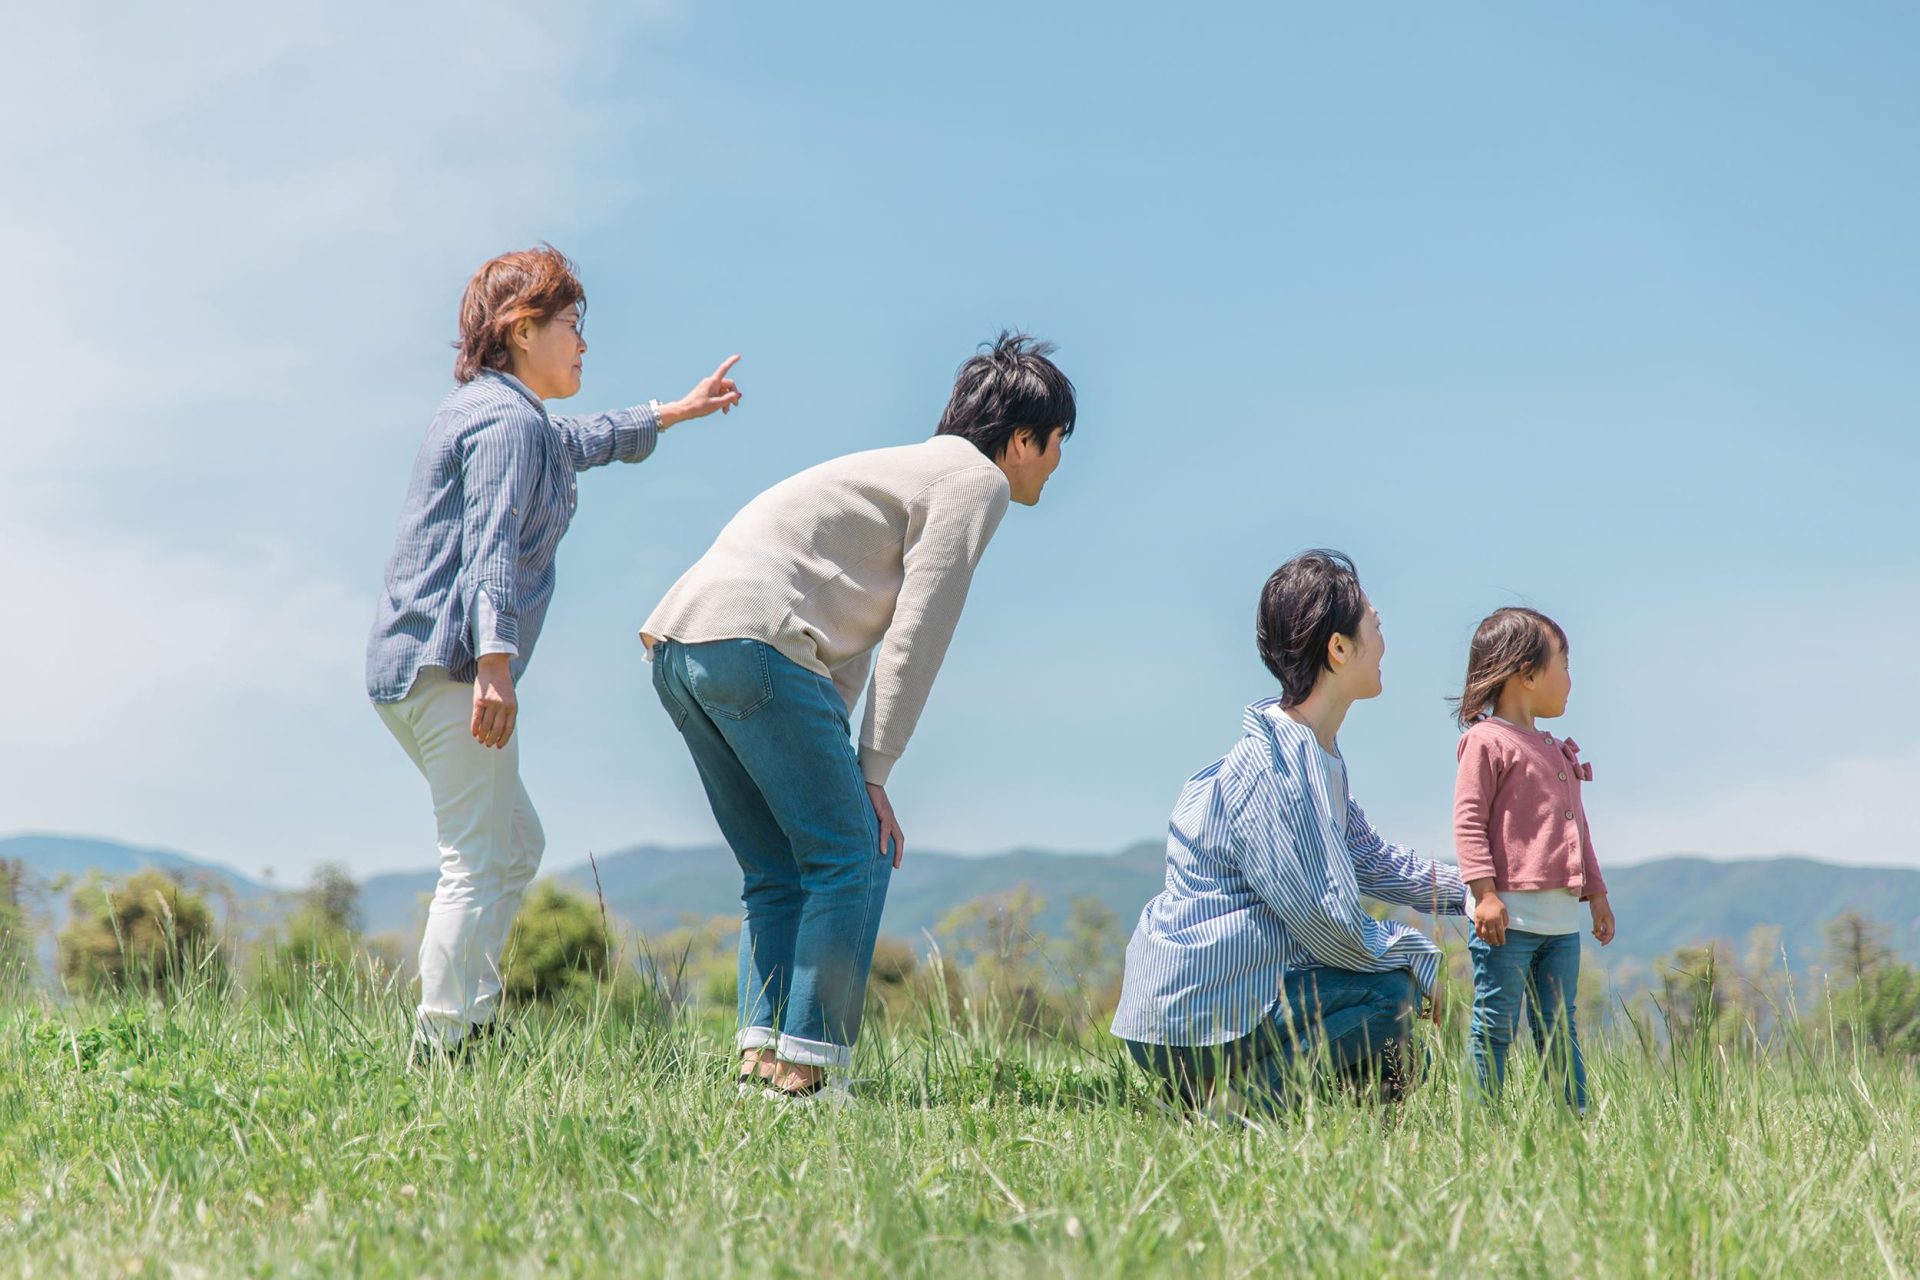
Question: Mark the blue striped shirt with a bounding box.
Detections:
[1110,698,1468,1046]
[366,370,660,702]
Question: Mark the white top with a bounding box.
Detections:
[1316,740,1349,847]
[1473,885,1584,935]
[642,435,1011,785]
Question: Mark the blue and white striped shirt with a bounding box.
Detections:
[1110,698,1468,1046]
[366,370,660,702]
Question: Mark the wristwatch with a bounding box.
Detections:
[649,398,669,430]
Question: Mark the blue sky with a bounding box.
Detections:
[3,3,1916,883]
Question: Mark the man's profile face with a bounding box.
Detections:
[1002,426,1066,506]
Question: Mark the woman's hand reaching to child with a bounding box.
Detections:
[1589,893,1616,945]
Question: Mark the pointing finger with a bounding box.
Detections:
[713,354,742,380]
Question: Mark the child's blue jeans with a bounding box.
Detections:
[1468,929,1587,1110]
[651,638,890,1071]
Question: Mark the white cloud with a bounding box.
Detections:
[0,508,393,875]
[1596,744,1920,869]
[0,1,673,472]
[0,3,676,875]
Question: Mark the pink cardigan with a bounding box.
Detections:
[1452,718,1607,899]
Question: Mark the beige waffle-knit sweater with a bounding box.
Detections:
[641,435,1011,785]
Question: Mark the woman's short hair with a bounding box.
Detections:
[453,245,585,383]
[936,331,1077,460]
[1256,550,1368,706]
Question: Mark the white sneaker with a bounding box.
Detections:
[760,1079,856,1109]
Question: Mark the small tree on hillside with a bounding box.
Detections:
[256,863,365,998]
[59,869,223,995]
[936,887,1068,1035]
[0,859,33,991]
[284,863,361,962]
[501,882,610,1004]
[1658,943,1734,1050]
[1823,911,1894,988]
[1059,895,1122,1010]
[1821,910,1920,1057]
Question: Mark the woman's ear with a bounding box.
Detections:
[1327,632,1350,671]
[509,317,535,355]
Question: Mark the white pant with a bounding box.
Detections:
[375,670,544,1045]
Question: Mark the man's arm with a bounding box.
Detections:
[1234,779,1446,995]
[855,469,1010,785]
[1345,798,1468,915]
[829,651,872,717]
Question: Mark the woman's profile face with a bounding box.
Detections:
[1345,600,1386,700]
[514,304,588,400]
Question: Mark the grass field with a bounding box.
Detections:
[0,973,1915,1279]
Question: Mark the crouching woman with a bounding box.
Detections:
[1110,550,1467,1113]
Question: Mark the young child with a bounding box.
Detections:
[1452,607,1615,1111]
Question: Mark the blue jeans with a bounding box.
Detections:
[1122,967,1420,1113]
[652,638,890,1071]
[1468,929,1587,1110]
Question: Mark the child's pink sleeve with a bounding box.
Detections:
[1453,731,1501,884]
[1578,825,1608,898]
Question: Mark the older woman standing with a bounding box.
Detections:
[1111,550,1468,1113]
[368,245,742,1062]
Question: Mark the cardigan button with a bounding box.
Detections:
[1559,771,1568,781]
[1565,810,1575,820]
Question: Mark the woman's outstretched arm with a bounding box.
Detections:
[1344,798,1468,915]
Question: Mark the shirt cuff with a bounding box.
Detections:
[1409,949,1440,997]
[474,590,520,658]
[858,744,899,786]
[613,404,661,464]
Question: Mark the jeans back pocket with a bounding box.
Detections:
[684,639,774,721]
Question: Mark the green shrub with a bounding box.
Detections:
[253,864,367,1002]
[0,860,32,992]
[58,869,223,995]
[501,882,611,1004]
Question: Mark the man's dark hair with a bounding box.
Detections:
[1256,550,1368,706]
[936,331,1077,460]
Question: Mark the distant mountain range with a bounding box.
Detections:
[5,832,1918,981]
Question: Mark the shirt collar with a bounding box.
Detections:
[481,368,548,416]
[1245,697,1316,754]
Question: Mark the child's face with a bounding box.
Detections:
[1528,635,1572,718]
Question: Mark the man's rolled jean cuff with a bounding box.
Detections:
[777,1032,852,1071]
[736,1026,778,1052]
